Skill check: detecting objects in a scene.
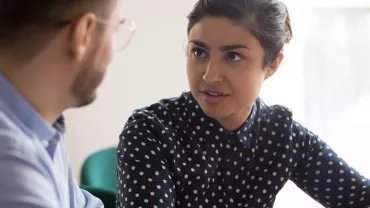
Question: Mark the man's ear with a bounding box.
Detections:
[264,52,284,80]
[69,13,97,61]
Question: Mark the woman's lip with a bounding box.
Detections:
[201,91,227,104]
[201,90,227,96]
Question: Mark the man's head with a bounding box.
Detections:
[0,0,134,110]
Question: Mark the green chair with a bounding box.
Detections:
[80,147,117,208]
[80,184,116,208]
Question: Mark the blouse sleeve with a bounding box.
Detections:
[290,121,370,207]
[116,112,176,208]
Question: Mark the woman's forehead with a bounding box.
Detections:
[188,17,261,50]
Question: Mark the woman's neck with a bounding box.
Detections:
[217,105,253,131]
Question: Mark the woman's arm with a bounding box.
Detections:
[116,113,176,208]
[290,121,370,207]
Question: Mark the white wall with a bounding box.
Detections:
[64,0,195,179]
[64,0,370,207]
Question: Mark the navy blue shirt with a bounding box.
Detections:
[116,92,370,208]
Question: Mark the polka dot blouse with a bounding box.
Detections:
[116,92,370,208]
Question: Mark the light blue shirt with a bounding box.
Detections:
[0,73,103,208]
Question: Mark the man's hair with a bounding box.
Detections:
[0,0,115,62]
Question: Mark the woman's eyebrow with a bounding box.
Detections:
[188,39,250,51]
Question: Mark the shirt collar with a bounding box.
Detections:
[185,92,258,148]
[0,72,64,142]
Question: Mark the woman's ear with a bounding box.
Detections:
[265,52,284,80]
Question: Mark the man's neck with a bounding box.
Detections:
[2,68,67,124]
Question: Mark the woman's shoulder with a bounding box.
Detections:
[257,98,294,125]
[119,92,192,146]
[124,92,191,129]
[256,98,314,141]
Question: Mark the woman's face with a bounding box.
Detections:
[186,16,283,130]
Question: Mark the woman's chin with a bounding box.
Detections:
[199,104,225,121]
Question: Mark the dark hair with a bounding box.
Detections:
[187,0,292,67]
[0,0,115,62]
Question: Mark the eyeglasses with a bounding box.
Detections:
[58,17,136,51]
[97,18,136,51]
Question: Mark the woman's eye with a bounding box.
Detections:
[192,48,207,58]
[226,52,243,61]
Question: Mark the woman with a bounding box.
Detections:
[116,0,370,207]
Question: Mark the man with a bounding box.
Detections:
[0,0,135,207]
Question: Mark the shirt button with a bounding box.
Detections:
[42,140,49,147]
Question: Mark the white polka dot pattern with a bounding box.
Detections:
[116,92,370,208]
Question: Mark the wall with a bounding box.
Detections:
[64,0,370,207]
[64,0,194,180]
